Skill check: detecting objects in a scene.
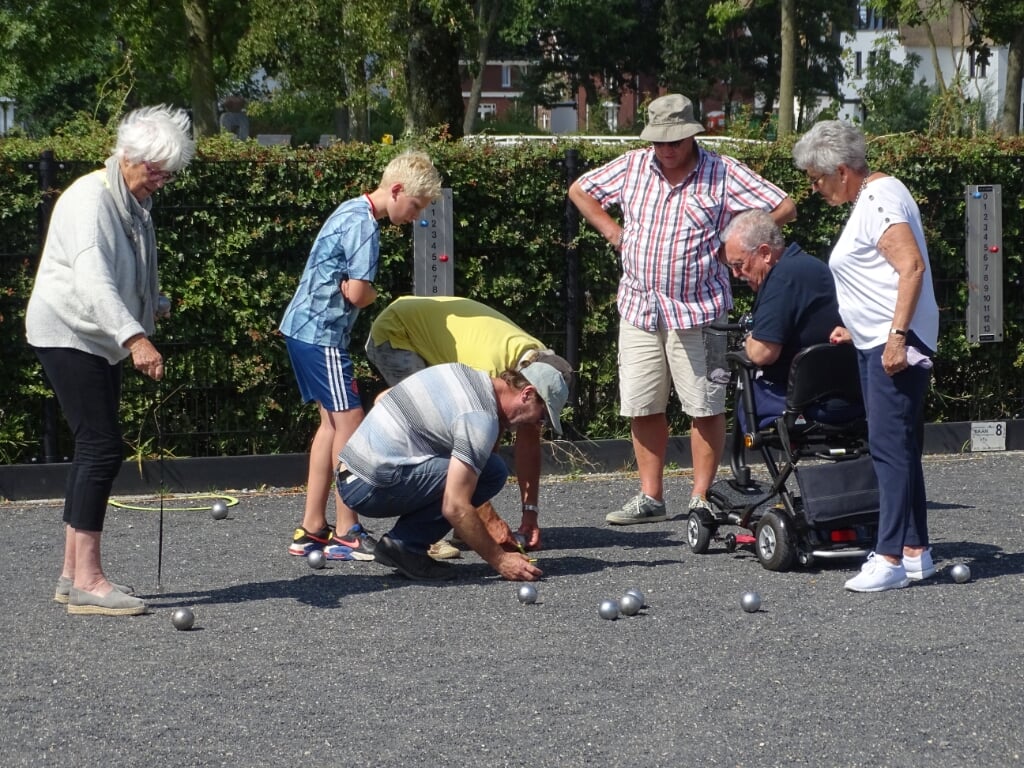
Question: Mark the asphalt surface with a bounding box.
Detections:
[3,451,1023,767]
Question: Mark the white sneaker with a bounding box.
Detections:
[844,552,911,592]
[903,548,935,581]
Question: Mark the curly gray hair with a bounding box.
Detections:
[792,120,869,175]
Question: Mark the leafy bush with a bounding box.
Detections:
[2,130,1023,463]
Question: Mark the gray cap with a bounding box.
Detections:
[519,361,569,436]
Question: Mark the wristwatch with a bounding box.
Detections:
[889,328,907,337]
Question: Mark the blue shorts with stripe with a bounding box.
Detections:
[284,336,361,413]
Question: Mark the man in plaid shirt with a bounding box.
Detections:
[568,93,796,526]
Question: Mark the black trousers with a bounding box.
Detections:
[33,346,123,532]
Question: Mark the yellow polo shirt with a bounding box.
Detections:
[369,296,543,376]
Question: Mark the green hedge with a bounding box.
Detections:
[1,132,1023,464]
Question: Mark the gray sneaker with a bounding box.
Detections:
[606,493,667,525]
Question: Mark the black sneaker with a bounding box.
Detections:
[374,535,456,581]
[325,524,377,561]
[288,525,334,556]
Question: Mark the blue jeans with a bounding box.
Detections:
[857,343,930,557]
[338,454,510,552]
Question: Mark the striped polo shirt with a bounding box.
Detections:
[576,145,789,330]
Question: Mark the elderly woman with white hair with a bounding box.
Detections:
[26,105,195,616]
[792,120,939,593]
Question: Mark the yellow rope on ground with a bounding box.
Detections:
[109,493,239,512]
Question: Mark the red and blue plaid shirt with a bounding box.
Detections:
[577,145,790,330]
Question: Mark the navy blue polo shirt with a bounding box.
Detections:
[750,243,842,384]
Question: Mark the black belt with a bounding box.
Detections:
[335,463,357,484]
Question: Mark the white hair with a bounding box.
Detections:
[115,105,196,172]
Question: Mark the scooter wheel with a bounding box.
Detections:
[686,510,713,554]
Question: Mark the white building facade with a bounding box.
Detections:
[833,3,1018,130]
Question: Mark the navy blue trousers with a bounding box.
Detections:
[857,343,930,557]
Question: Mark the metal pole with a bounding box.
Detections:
[37,150,61,463]
[563,149,582,428]
[156,380,165,592]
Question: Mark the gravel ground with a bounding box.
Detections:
[2,451,1023,767]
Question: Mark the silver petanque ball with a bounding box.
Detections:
[598,599,620,621]
[625,587,646,608]
[171,607,195,631]
[740,591,762,613]
[517,584,538,605]
[307,550,326,569]
[210,500,229,520]
[950,563,971,583]
[619,593,642,616]
[157,295,172,317]
[512,532,527,550]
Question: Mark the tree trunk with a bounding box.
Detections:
[182,0,218,137]
[404,0,466,138]
[999,28,1024,135]
[344,62,369,142]
[463,67,485,136]
[923,20,946,94]
[462,0,504,136]
[777,0,796,138]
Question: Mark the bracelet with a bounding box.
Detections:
[522,504,539,513]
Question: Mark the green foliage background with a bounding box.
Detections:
[2,133,1023,463]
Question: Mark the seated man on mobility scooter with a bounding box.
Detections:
[694,210,875,571]
[720,209,859,429]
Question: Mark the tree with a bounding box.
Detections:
[869,0,1019,135]
[857,38,933,132]
[183,0,218,136]
[665,0,850,132]
[0,0,121,134]
[0,0,247,137]
[239,0,471,140]
[778,0,796,136]
[1002,28,1024,134]
[664,0,727,116]
[237,0,400,141]
[504,0,664,112]
[113,0,249,136]
[704,0,799,135]
[962,0,1024,134]
[462,0,512,135]
[402,0,467,136]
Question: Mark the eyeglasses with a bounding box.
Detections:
[144,161,175,184]
[653,139,686,149]
[724,244,757,272]
[808,172,829,189]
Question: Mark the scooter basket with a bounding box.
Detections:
[794,455,879,526]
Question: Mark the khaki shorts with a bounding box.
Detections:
[618,318,729,418]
